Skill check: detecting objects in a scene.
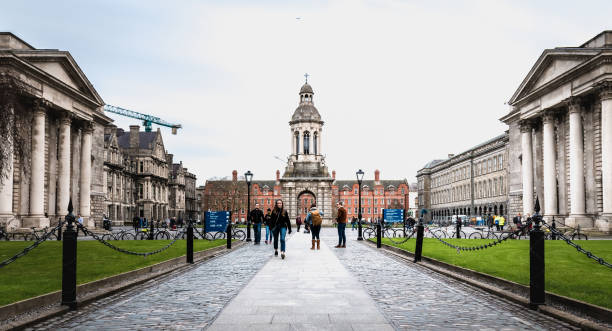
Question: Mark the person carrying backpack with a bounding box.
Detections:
[305,203,323,250]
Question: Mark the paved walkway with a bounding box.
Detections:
[208,231,393,331]
[28,228,578,330]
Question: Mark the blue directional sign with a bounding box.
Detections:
[383,209,404,223]
[205,211,230,232]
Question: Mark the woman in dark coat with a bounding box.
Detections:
[270,199,292,259]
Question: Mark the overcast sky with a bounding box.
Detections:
[1,1,610,185]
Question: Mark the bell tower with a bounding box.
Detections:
[281,76,334,224]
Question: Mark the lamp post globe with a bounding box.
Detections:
[356,169,365,241]
[245,171,253,242]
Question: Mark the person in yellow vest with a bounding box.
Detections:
[499,215,506,231]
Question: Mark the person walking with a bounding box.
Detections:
[499,215,506,231]
[305,203,323,250]
[296,216,302,232]
[264,208,273,244]
[335,201,347,248]
[132,215,139,232]
[249,203,264,244]
[271,199,292,259]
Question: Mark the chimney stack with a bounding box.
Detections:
[129,125,140,148]
[375,169,380,182]
[332,170,336,180]
[232,170,238,182]
[276,170,280,181]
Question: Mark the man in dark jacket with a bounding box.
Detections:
[249,203,264,244]
[335,201,348,248]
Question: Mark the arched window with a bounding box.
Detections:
[303,131,310,154]
[314,132,318,154]
[295,132,300,154]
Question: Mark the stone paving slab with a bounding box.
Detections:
[208,230,393,331]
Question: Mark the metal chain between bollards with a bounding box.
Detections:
[0,222,65,268]
[79,224,187,257]
[542,221,612,269]
[424,222,531,253]
[385,227,417,245]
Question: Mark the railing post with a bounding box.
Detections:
[148,219,154,240]
[187,221,194,264]
[550,218,557,240]
[529,198,545,309]
[376,222,382,248]
[414,216,425,263]
[226,221,232,249]
[456,217,461,239]
[57,218,62,241]
[61,199,77,310]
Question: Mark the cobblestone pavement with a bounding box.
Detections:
[323,228,578,331]
[28,241,273,330]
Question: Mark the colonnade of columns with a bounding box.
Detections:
[292,129,322,156]
[0,100,94,229]
[520,85,612,227]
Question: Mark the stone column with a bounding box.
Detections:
[24,104,49,227]
[520,122,534,216]
[542,112,557,218]
[318,129,322,155]
[568,100,586,225]
[57,114,71,216]
[79,122,93,226]
[598,84,612,232]
[0,103,14,221]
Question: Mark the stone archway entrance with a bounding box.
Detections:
[297,190,316,221]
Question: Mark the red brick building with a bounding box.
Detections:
[200,169,409,224]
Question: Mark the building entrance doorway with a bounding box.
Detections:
[297,190,316,222]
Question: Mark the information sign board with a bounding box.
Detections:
[383,209,404,223]
[205,211,230,232]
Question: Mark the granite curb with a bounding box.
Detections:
[363,239,611,331]
[0,240,245,330]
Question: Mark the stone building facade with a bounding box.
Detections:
[103,125,137,225]
[102,125,170,224]
[0,32,112,230]
[417,134,509,222]
[184,170,197,220]
[501,31,612,232]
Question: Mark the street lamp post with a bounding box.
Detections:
[245,171,253,242]
[356,169,364,241]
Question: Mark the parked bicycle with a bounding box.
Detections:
[468,226,499,240]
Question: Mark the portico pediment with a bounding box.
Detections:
[509,50,597,105]
[6,50,105,108]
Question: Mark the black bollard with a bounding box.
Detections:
[226,222,232,249]
[376,222,382,248]
[529,198,545,308]
[57,218,62,241]
[456,217,461,239]
[551,218,557,240]
[148,220,154,240]
[61,199,77,310]
[187,221,194,264]
[414,217,424,263]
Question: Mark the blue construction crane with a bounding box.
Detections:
[103,104,182,134]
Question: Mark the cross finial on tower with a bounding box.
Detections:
[304,73,309,84]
